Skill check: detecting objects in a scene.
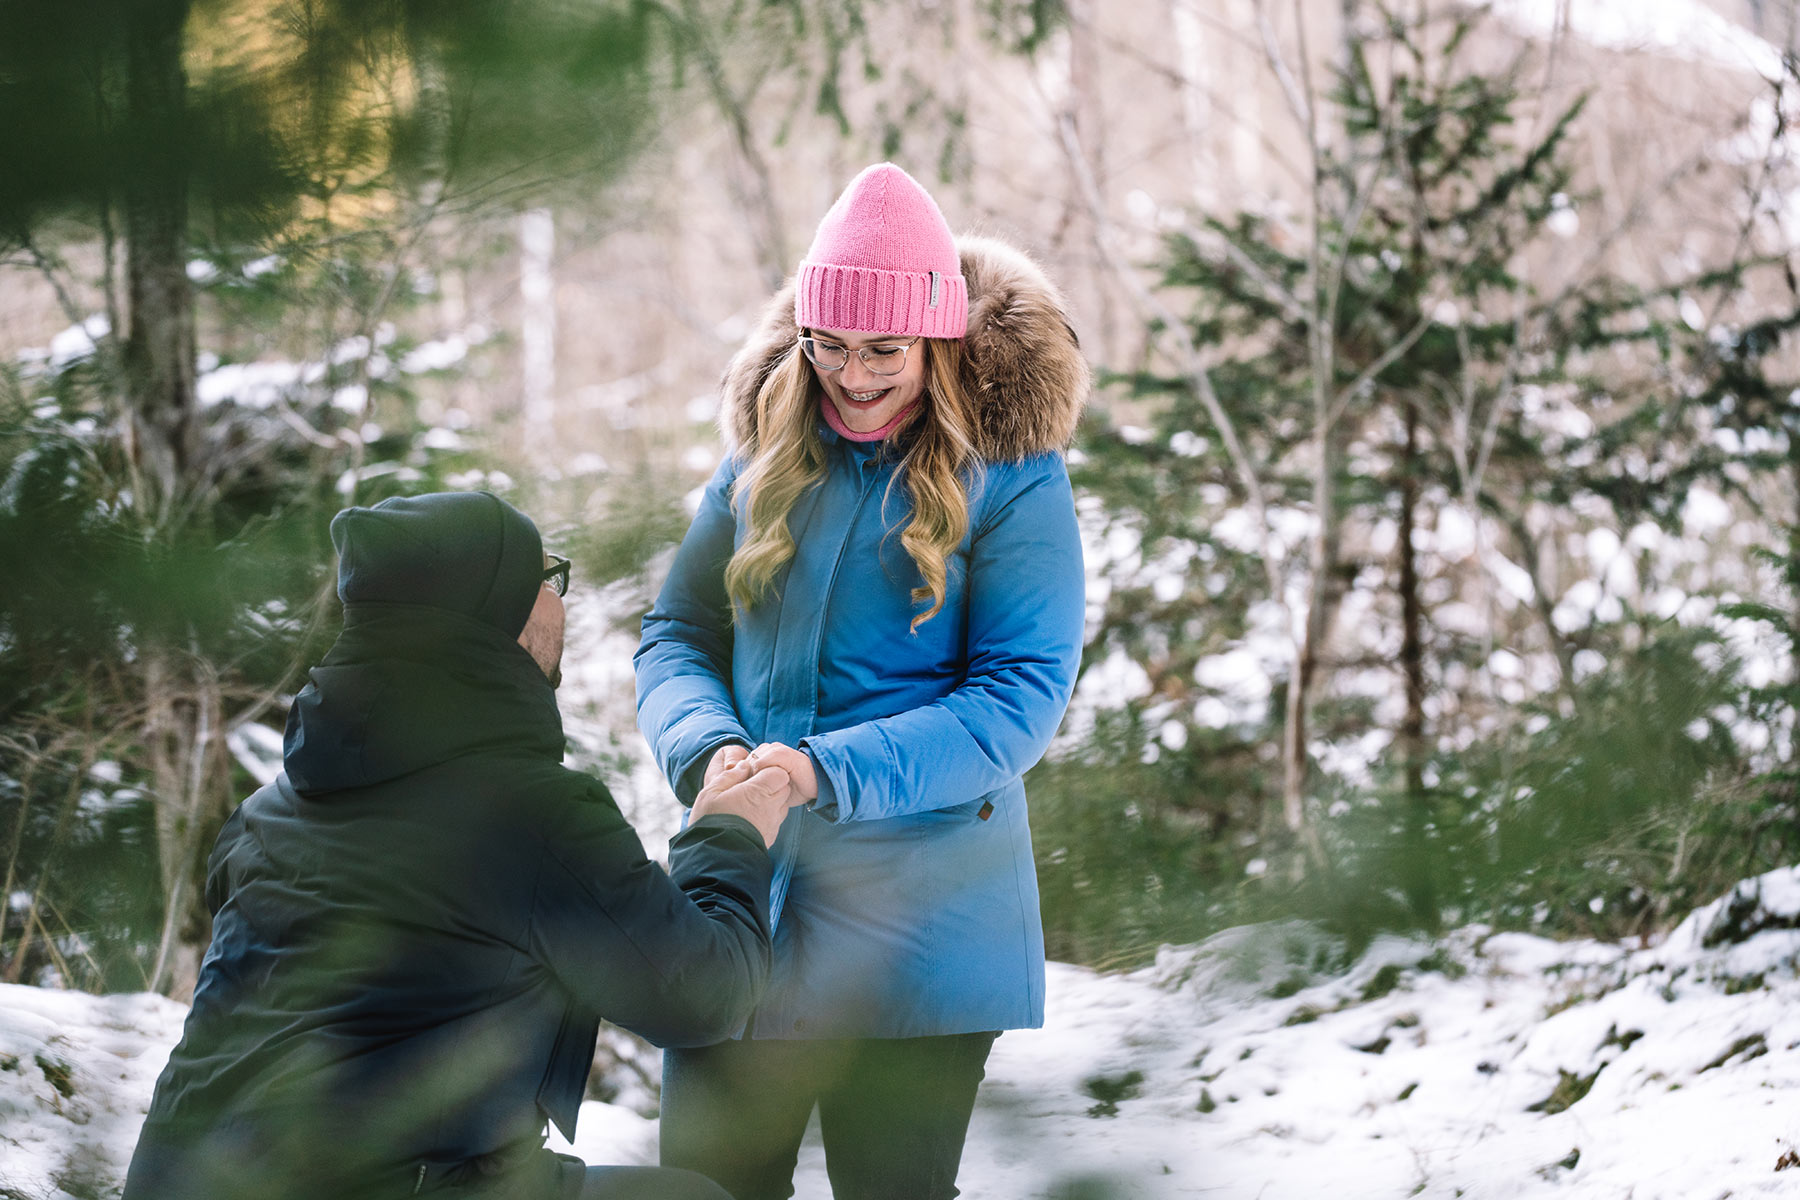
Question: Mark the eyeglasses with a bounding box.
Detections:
[798,335,920,376]
[542,554,571,597]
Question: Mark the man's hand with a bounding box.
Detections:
[746,743,818,809]
[690,758,792,849]
[703,743,750,788]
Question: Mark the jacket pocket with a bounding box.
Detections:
[534,1002,600,1141]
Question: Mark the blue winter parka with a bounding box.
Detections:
[635,236,1090,1040]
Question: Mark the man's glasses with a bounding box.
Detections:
[798,335,919,376]
[543,554,571,597]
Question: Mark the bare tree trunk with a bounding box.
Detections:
[1397,402,1436,927]
[122,0,197,529]
[1279,417,1337,870]
[1168,0,1215,206]
[1062,0,1126,364]
[1498,508,1578,702]
[1791,443,1800,672]
[121,0,229,1000]
[1281,159,1339,870]
[144,648,230,1001]
[520,208,558,457]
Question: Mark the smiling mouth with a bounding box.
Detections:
[841,387,892,405]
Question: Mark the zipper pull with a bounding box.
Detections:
[412,1164,427,1195]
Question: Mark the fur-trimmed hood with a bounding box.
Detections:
[720,235,1089,461]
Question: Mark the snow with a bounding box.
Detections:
[9,867,1800,1198]
[332,384,369,413]
[1683,487,1734,536]
[196,359,312,409]
[189,324,484,411]
[47,317,110,373]
[1487,0,1786,82]
[398,335,470,375]
[418,426,468,452]
[1169,431,1208,458]
[0,985,186,1197]
[225,721,285,786]
[442,468,514,494]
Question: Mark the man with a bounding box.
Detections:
[123,491,792,1200]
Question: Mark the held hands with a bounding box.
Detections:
[702,742,819,811]
[744,742,818,810]
[691,743,818,848]
[690,757,791,849]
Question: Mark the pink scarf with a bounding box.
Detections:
[819,393,922,443]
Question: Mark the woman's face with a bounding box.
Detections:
[810,328,928,436]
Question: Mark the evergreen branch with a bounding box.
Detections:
[1447,92,1586,233]
[1189,222,1309,324]
[1718,600,1791,631]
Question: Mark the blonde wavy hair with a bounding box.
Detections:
[725,337,981,632]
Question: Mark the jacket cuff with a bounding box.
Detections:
[798,741,843,822]
[676,810,768,852]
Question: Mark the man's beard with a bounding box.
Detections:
[519,624,564,689]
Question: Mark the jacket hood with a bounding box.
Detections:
[721,235,1090,460]
[331,491,544,641]
[283,605,564,794]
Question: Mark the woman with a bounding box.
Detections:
[634,162,1087,1200]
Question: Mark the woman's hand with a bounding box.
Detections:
[691,757,792,849]
[703,743,750,788]
[747,743,818,808]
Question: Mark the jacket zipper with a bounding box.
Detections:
[765,449,882,936]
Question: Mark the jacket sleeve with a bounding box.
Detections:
[800,454,1086,822]
[635,456,753,805]
[204,805,249,916]
[530,786,772,1049]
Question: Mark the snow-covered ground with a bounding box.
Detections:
[6,869,1800,1199]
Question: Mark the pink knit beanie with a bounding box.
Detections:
[795,163,968,339]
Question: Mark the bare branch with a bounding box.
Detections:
[225,571,339,736]
[1328,307,1437,427]
[1053,109,1284,603]
[1182,220,1310,324]
[1255,0,1313,135]
[1467,280,1530,503]
[21,240,94,332]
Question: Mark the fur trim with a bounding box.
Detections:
[720,235,1088,461]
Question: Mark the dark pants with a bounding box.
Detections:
[557,1159,730,1200]
[660,1033,998,1200]
[121,1138,727,1200]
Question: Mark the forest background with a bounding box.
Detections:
[4,0,1800,1016]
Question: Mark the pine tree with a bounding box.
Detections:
[1052,7,1800,943]
[0,0,656,994]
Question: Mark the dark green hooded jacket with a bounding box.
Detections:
[123,493,772,1199]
